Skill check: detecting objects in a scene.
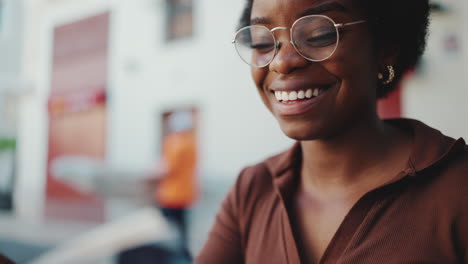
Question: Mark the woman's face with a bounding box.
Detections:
[250,0,380,140]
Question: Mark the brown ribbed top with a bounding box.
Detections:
[196,119,468,264]
[0,254,14,264]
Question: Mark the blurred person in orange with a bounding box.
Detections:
[154,110,198,259]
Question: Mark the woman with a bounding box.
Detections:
[197,0,468,263]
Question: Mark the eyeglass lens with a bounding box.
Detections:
[234,16,339,67]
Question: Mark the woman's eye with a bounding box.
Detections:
[305,31,336,47]
[251,43,275,51]
[307,32,335,41]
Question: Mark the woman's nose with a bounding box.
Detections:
[268,38,309,74]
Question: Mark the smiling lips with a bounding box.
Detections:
[274,88,324,103]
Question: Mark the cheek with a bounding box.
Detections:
[324,36,378,97]
[336,40,374,72]
[251,67,267,90]
[251,68,271,105]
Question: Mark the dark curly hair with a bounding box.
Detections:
[238,0,430,98]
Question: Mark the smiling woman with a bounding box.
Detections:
[196,0,468,263]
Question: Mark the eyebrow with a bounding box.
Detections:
[298,2,348,18]
[250,2,348,26]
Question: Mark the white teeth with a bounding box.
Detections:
[275,88,323,102]
[275,91,282,100]
[297,90,305,99]
[289,91,297,101]
[313,88,319,97]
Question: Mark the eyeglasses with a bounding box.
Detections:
[232,15,366,68]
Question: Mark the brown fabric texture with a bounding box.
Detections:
[196,119,468,264]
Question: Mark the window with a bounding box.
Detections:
[165,0,193,41]
[0,0,4,34]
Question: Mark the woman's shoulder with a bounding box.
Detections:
[234,143,300,194]
[391,118,468,187]
[234,153,285,195]
[433,143,468,191]
[408,135,468,223]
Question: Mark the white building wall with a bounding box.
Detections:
[0,0,26,136]
[403,1,468,139]
[0,0,23,76]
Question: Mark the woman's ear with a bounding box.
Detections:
[378,47,399,72]
[375,47,399,88]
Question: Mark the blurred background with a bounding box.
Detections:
[0,0,466,263]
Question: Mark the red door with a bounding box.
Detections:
[46,12,110,222]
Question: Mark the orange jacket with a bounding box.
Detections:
[156,131,197,208]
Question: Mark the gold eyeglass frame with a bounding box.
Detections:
[232,14,366,68]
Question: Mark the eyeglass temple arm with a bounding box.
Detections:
[335,20,366,28]
[232,26,289,43]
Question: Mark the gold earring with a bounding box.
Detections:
[378,66,395,85]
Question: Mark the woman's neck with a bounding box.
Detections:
[299,117,411,199]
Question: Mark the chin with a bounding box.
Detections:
[278,120,324,141]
